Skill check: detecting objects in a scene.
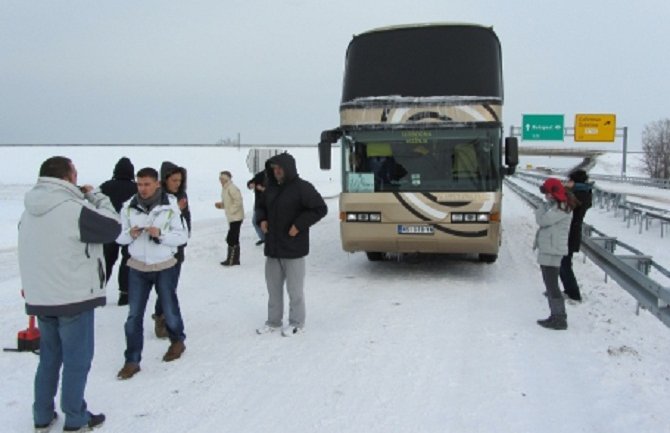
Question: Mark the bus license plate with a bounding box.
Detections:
[397,224,434,235]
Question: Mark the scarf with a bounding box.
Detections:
[137,188,162,211]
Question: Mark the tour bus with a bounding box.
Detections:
[318,23,518,262]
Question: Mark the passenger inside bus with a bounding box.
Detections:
[452,141,480,181]
[365,142,407,189]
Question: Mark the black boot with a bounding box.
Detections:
[537,315,568,330]
[118,291,128,306]
[222,245,240,266]
[220,246,233,266]
[563,290,582,302]
[231,244,240,265]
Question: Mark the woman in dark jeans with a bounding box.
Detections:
[153,161,191,338]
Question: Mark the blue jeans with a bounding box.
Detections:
[252,209,265,242]
[125,266,185,364]
[34,310,94,429]
[154,262,182,317]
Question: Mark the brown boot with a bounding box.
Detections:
[152,314,168,339]
[163,340,185,362]
[117,362,141,380]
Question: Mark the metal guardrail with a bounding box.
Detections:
[516,171,670,238]
[504,177,670,328]
[588,173,670,190]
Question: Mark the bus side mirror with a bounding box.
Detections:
[319,140,331,170]
[318,128,342,170]
[504,136,518,175]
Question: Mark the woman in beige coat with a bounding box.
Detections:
[215,171,244,266]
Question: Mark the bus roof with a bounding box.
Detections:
[342,24,503,104]
[354,22,493,37]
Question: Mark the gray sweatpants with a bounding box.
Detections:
[541,265,566,317]
[264,257,306,328]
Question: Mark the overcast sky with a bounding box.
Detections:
[1,1,668,148]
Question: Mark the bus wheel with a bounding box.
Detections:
[366,252,384,261]
[478,253,497,263]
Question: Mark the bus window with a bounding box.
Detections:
[453,141,479,180]
[364,142,407,190]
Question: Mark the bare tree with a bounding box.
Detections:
[642,119,670,178]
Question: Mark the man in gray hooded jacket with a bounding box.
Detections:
[18,156,121,432]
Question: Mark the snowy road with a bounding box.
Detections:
[1,185,669,433]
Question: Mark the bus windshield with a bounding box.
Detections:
[343,129,501,193]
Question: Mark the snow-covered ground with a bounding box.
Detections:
[1,148,668,433]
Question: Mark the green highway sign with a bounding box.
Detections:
[522,114,565,141]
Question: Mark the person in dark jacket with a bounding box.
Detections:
[151,161,192,339]
[254,153,328,337]
[247,169,266,245]
[19,156,120,431]
[560,169,593,302]
[100,157,137,306]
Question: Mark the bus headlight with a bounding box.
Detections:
[344,212,381,222]
[451,213,490,223]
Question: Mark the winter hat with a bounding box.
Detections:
[568,169,589,184]
[113,157,135,180]
[540,177,567,202]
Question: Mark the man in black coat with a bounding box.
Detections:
[254,152,328,337]
[560,169,593,301]
[100,157,137,306]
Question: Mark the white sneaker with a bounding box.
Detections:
[256,325,279,335]
[281,325,304,337]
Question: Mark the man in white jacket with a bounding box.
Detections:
[19,156,120,432]
[115,167,188,380]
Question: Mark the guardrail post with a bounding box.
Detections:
[645,214,651,232]
[590,237,617,253]
[617,255,653,316]
[589,236,617,282]
[617,255,652,276]
[625,206,632,227]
